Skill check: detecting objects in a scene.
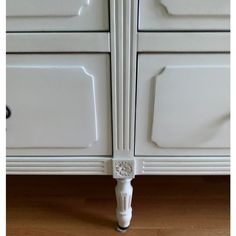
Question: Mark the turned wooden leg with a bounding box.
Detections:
[115,178,133,232]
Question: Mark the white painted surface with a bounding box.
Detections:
[115,179,133,230]
[7,0,85,16]
[5,0,230,230]
[159,0,229,16]
[110,0,138,156]
[8,67,98,148]
[152,66,230,148]
[135,156,230,175]
[7,0,109,31]
[7,33,110,52]
[139,0,230,30]
[136,54,230,156]
[138,33,230,52]
[6,156,230,176]
[6,54,112,156]
[6,157,112,175]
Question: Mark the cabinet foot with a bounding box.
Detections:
[116,225,129,233]
[115,178,133,231]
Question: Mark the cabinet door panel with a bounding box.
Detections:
[136,54,230,156]
[139,0,230,31]
[7,0,109,31]
[7,54,112,156]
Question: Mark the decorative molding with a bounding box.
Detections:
[6,157,112,175]
[135,157,230,175]
[160,0,230,16]
[7,0,90,17]
[110,0,138,155]
[7,66,98,149]
[113,160,135,178]
[7,156,230,175]
[151,66,230,149]
[139,0,230,31]
[7,0,109,31]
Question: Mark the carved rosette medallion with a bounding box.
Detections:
[113,160,134,178]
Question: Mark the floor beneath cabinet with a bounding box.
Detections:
[7,175,230,236]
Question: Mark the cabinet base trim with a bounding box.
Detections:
[6,157,112,175]
[135,156,230,175]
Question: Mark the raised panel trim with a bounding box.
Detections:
[151,65,230,149]
[139,0,230,31]
[160,0,229,16]
[7,0,109,31]
[7,0,89,17]
[7,65,98,149]
[135,54,230,156]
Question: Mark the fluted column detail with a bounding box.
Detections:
[115,179,133,232]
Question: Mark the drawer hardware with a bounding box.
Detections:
[6,106,11,119]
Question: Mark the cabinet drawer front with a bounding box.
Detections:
[6,54,112,156]
[7,0,108,31]
[136,54,230,156]
[139,0,230,31]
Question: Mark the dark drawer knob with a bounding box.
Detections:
[6,106,11,119]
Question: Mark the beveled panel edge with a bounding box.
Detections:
[7,66,98,149]
[6,33,110,52]
[160,0,230,16]
[151,66,230,149]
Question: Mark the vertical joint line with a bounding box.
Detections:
[123,0,127,150]
[122,0,125,150]
[115,0,119,150]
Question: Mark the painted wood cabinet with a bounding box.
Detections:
[139,0,230,31]
[7,54,112,156]
[7,0,109,31]
[6,0,230,232]
[136,54,230,156]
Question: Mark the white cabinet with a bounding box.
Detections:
[139,0,230,31]
[7,54,112,156]
[6,0,230,232]
[135,54,230,156]
[7,0,109,31]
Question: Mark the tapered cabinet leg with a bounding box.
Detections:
[115,178,133,232]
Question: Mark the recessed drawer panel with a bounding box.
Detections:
[6,54,112,156]
[7,0,109,31]
[136,54,230,156]
[139,0,230,31]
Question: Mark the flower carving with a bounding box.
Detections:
[115,161,133,177]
